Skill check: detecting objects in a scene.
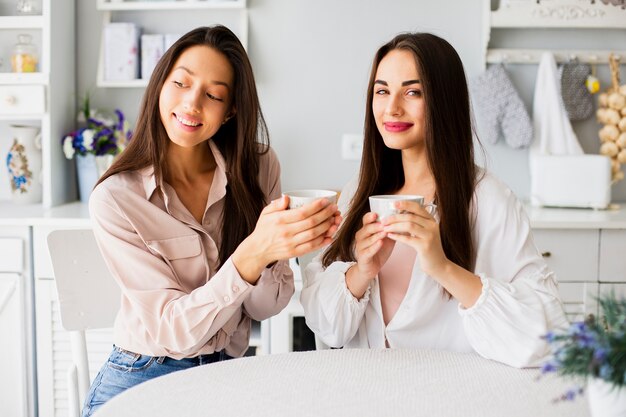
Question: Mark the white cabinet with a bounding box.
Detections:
[532,229,599,282]
[0,0,76,207]
[533,225,626,321]
[599,230,626,282]
[95,0,248,88]
[0,273,27,417]
[0,228,33,417]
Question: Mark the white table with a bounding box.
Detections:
[94,349,590,417]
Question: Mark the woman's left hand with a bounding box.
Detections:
[381,200,449,277]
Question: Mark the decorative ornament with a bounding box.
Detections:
[586,63,601,94]
[597,53,626,182]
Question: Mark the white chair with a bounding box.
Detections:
[47,229,120,417]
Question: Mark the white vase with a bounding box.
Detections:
[587,378,626,417]
[5,124,42,204]
[76,154,114,203]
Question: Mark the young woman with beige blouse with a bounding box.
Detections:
[84,26,340,416]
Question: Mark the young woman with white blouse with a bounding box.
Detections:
[300,32,568,368]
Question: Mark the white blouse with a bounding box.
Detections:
[300,171,569,368]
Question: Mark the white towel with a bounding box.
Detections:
[530,52,584,155]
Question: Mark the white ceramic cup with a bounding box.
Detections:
[282,189,338,209]
[368,194,436,221]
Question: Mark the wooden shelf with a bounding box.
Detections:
[96,0,246,11]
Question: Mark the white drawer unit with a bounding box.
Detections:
[0,85,45,116]
[532,229,599,282]
[0,237,24,272]
[558,282,599,322]
[0,272,27,417]
[0,233,29,417]
[598,230,626,283]
[599,283,626,299]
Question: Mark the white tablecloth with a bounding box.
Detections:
[95,349,589,417]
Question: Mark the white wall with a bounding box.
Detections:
[77,0,626,201]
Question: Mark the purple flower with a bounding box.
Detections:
[541,362,558,374]
[593,348,608,362]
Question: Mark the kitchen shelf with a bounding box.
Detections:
[96,0,248,88]
[0,113,44,121]
[96,0,246,11]
[0,72,47,85]
[0,0,76,208]
[0,15,44,29]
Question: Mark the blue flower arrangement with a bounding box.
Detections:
[541,292,626,401]
[62,94,132,159]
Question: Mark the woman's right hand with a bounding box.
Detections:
[345,212,395,298]
[232,195,340,283]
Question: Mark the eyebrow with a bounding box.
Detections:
[173,66,231,89]
[374,79,421,86]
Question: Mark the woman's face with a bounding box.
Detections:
[372,49,426,152]
[159,45,234,149]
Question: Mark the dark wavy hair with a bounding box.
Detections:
[323,33,479,289]
[97,25,269,269]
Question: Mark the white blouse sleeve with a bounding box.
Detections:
[300,257,369,348]
[460,174,569,368]
[300,175,369,348]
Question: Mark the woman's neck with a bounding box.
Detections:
[165,141,216,185]
[398,146,436,200]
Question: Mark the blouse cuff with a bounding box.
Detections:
[332,262,370,307]
[457,273,490,316]
[263,259,292,284]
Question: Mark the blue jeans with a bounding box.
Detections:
[82,346,233,417]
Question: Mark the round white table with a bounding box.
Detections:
[94,349,589,417]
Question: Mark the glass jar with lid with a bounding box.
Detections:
[11,34,38,73]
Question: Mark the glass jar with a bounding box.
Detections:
[11,34,38,73]
[16,0,36,14]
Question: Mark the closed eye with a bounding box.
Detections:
[206,92,224,102]
[173,80,185,88]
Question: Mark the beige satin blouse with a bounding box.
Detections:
[89,141,294,359]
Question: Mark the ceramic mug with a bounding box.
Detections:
[282,189,338,209]
[368,194,436,221]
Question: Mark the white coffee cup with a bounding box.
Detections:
[283,189,338,209]
[368,194,436,221]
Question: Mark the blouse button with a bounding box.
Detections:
[232,286,239,293]
[223,295,230,303]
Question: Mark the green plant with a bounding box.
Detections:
[542,292,626,400]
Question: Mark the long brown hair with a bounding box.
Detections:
[323,33,478,282]
[97,25,269,269]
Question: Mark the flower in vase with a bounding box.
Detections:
[540,292,626,402]
[62,95,132,160]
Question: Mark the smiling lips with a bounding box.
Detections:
[175,113,203,130]
[384,122,413,132]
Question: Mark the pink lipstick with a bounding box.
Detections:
[384,122,413,132]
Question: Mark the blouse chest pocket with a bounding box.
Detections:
[147,234,206,287]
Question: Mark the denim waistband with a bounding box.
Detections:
[114,345,226,366]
